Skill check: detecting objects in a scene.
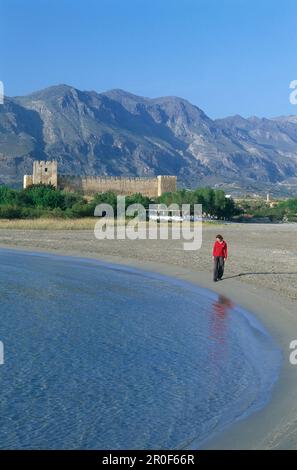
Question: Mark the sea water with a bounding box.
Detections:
[0,249,281,449]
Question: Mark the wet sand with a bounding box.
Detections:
[1,223,297,449]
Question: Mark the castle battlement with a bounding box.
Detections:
[24,161,176,197]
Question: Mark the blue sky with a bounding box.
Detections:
[1,0,296,118]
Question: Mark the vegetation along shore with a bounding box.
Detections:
[1,184,297,223]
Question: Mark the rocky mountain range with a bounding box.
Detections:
[1,84,297,195]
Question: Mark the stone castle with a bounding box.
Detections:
[23,161,177,198]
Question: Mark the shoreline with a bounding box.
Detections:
[1,241,297,449]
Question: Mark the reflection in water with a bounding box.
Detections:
[213,295,234,317]
[211,295,234,343]
[210,294,233,346]
[207,295,234,389]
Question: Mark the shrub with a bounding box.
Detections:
[0,205,22,219]
[20,184,65,209]
[62,191,85,208]
[0,186,19,205]
[65,202,95,218]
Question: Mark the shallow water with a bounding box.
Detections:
[0,249,281,449]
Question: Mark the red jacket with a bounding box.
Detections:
[213,240,228,259]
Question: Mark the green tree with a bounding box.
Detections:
[20,184,65,209]
[0,186,19,205]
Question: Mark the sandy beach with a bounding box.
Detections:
[1,222,297,449]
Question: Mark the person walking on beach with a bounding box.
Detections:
[212,234,228,282]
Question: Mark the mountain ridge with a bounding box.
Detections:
[1,84,297,195]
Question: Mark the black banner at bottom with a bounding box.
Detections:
[0,450,291,466]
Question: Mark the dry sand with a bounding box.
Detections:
[1,222,297,449]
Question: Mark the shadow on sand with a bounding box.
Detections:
[222,271,297,280]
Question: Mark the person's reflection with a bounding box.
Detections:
[211,295,234,344]
[207,295,234,387]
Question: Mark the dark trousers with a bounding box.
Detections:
[213,256,225,281]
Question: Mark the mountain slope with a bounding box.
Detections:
[1,84,297,194]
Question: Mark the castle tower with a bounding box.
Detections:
[32,161,58,188]
[157,175,177,196]
[23,174,33,189]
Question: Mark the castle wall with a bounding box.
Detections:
[58,175,173,197]
[24,160,177,197]
[157,175,177,196]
